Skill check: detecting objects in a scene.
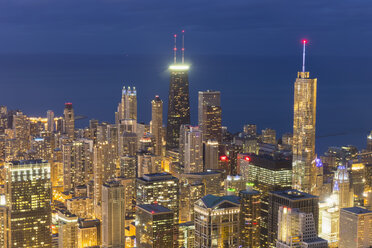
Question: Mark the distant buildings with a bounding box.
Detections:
[64,102,75,140]
[198,90,222,143]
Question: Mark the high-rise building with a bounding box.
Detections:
[292,41,317,194]
[239,184,261,248]
[224,175,246,195]
[261,128,277,144]
[180,125,203,173]
[180,171,222,196]
[268,189,319,247]
[198,90,222,143]
[58,210,78,248]
[179,182,204,223]
[151,95,163,156]
[367,131,372,151]
[5,160,52,247]
[194,194,240,247]
[339,207,372,248]
[166,64,190,150]
[333,165,353,208]
[63,139,93,192]
[136,173,179,224]
[276,207,328,248]
[47,110,54,132]
[64,102,75,140]
[77,219,101,248]
[0,195,9,248]
[137,152,161,178]
[101,181,126,248]
[117,86,137,122]
[12,111,31,157]
[119,155,137,178]
[136,204,174,248]
[204,139,219,171]
[243,124,257,137]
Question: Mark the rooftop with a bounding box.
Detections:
[239,153,292,170]
[8,159,47,165]
[341,206,372,215]
[169,64,190,71]
[137,204,173,214]
[201,194,240,208]
[139,172,177,182]
[271,189,318,200]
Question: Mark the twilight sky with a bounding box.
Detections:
[0,0,371,56]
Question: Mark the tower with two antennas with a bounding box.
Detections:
[166,30,191,150]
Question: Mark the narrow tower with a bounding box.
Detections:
[166,33,190,150]
[151,95,163,156]
[64,102,75,140]
[292,40,318,194]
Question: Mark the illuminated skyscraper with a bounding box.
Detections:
[268,189,319,247]
[136,173,179,224]
[47,110,54,132]
[276,207,328,248]
[292,40,317,194]
[0,195,9,248]
[117,86,137,122]
[180,125,203,173]
[136,204,174,248]
[101,181,126,248]
[5,160,52,247]
[64,102,75,140]
[166,63,190,149]
[339,207,372,248]
[198,90,222,143]
[12,111,31,157]
[204,139,219,170]
[58,210,78,248]
[261,128,276,144]
[151,95,163,156]
[194,194,240,247]
[77,219,101,248]
[239,184,261,248]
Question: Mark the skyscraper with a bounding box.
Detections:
[166,62,190,149]
[57,210,78,248]
[47,110,54,132]
[268,189,319,247]
[5,160,52,247]
[239,184,261,248]
[194,194,240,247]
[339,207,372,248]
[101,181,126,248]
[204,139,219,171]
[276,207,328,248]
[64,102,75,140]
[198,90,222,143]
[292,40,317,194]
[151,95,163,156]
[117,86,137,122]
[136,204,174,248]
[180,125,203,173]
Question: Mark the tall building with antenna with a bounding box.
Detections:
[166,31,190,150]
[292,40,318,194]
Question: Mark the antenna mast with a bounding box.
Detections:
[302,39,307,72]
[174,34,177,64]
[182,30,185,64]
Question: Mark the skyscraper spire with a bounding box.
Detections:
[302,39,307,72]
[182,30,185,64]
[174,34,177,64]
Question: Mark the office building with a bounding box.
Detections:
[166,63,190,150]
[224,175,246,195]
[77,218,101,248]
[180,125,203,173]
[117,86,137,122]
[276,207,328,248]
[179,182,204,223]
[101,181,125,248]
[64,102,75,139]
[243,124,257,137]
[151,95,164,156]
[292,44,317,194]
[58,210,78,248]
[47,110,54,132]
[194,194,240,247]
[198,90,222,143]
[119,155,137,178]
[136,173,179,224]
[261,128,276,144]
[137,152,161,178]
[5,160,52,247]
[204,139,219,170]
[339,207,372,248]
[268,189,319,247]
[180,171,222,196]
[136,204,174,248]
[239,184,261,248]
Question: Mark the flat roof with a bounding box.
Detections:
[137,204,173,214]
[341,207,372,215]
[271,189,318,200]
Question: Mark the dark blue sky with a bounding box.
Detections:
[0,0,372,56]
[0,0,371,153]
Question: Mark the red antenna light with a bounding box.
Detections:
[220,155,228,161]
[244,156,251,161]
[302,39,308,44]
